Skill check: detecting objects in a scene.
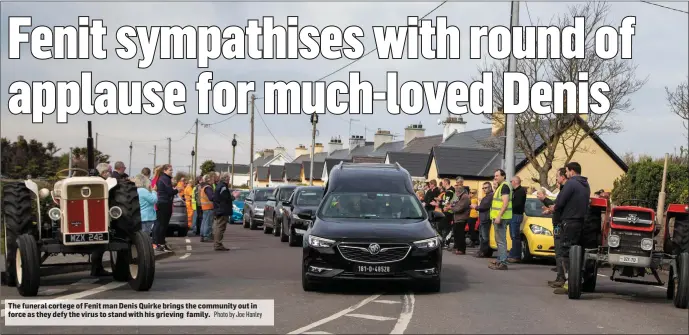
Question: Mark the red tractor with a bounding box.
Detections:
[2,122,155,296]
[567,157,689,309]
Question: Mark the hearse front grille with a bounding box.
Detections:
[609,229,652,256]
[337,243,411,264]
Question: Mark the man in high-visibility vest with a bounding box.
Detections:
[489,169,512,270]
[199,174,216,242]
[191,177,200,235]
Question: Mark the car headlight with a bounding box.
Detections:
[308,235,334,248]
[530,224,552,236]
[279,208,284,214]
[413,237,441,249]
[640,238,653,251]
[608,234,620,248]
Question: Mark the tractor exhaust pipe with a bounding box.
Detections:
[86,121,96,174]
[657,153,669,227]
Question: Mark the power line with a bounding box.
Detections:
[255,101,294,161]
[524,2,534,25]
[199,113,240,126]
[255,1,448,100]
[640,1,688,14]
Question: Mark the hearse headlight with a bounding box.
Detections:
[308,235,334,248]
[48,208,62,221]
[413,237,441,249]
[530,224,552,236]
[109,206,123,219]
[640,238,653,251]
[608,234,620,248]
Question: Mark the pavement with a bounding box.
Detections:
[1,223,687,334]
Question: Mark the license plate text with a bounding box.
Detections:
[356,265,391,273]
[619,256,639,264]
[66,233,108,243]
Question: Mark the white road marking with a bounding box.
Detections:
[71,278,99,285]
[598,274,607,277]
[303,332,333,335]
[1,308,4,318]
[54,281,127,300]
[287,294,381,334]
[186,245,193,251]
[180,253,191,259]
[390,293,414,334]
[346,313,397,321]
[185,239,191,243]
[374,300,400,304]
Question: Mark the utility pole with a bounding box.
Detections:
[167,137,172,165]
[193,118,199,179]
[128,142,133,174]
[153,145,157,167]
[95,133,98,151]
[309,113,319,186]
[68,147,73,177]
[231,134,237,188]
[249,94,255,189]
[504,1,519,181]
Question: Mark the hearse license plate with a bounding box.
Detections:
[619,256,639,264]
[355,265,391,274]
[65,233,109,243]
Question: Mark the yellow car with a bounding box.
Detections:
[489,195,555,261]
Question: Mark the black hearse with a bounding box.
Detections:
[301,162,443,292]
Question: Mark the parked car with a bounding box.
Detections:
[281,186,324,246]
[169,193,189,236]
[232,190,249,224]
[489,195,555,262]
[302,162,442,293]
[263,185,297,236]
[242,187,275,230]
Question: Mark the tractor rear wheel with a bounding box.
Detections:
[582,259,598,293]
[568,245,583,299]
[2,182,36,287]
[673,252,689,309]
[15,234,41,297]
[126,230,155,291]
[672,215,689,255]
[109,180,142,234]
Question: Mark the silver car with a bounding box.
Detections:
[169,193,189,236]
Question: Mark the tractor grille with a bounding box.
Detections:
[611,210,653,228]
[337,243,411,264]
[609,229,652,256]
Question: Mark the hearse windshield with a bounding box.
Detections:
[524,198,553,218]
[319,192,424,220]
[296,190,324,206]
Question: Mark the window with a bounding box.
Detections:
[319,192,424,220]
[296,190,324,206]
[524,198,553,218]
[254,189,273,201]
[279,188,296,201]
[235,191,248,201]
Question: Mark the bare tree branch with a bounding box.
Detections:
[665,78,689,133]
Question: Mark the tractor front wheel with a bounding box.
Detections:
[126,230,155,291]
[2,182,36,287]
[673,252,689,309]
[15,234,40,297]
[567,245,583,299]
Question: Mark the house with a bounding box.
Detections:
[301,161,325,186]
[269,165,285,187]
[255,166,270,187]
[252,147,291,167]
[322,158,352,182]
[213,163,251,187]
[424,113,628,195]
[284,162,303,185]
[384,152,430,181]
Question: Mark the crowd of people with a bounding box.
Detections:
[418,162,594,295]
[91,162,240,276]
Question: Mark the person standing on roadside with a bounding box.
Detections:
[438,178,455,249]
[537,168,566,287]
[154,164,176,252]
[553,162,590,295]
[212,173,241,251]
[489,169,512,270]
[473,182,494,257]
[468,189,479,247]
[141,167,151,181]
[111,161,128,180]
[134,174,157,238]
[191,176,202,236]
[507,176,527,263]
[424,180,440,215]
[184,179,194,233]
[450,181,471,255]
[199,174,216,242]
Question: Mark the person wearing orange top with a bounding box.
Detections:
[176,177,187,197]
[184,180,194,230]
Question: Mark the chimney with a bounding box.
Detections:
[491,107,505,136]
[442,116,467,142]
[404,123,425,146]
[273,146,287,159]
[314,143,324,154]
[373,129,393,149]
[328,136,343,154]
[349,135,365,152]
[295,144,308,159]
[254,151,263,160]
[262,148,274,157]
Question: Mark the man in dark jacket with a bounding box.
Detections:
[553,162,590,294]
[450,183,471,255]
[424,180,440,214]
[438,178,455,248]
[111,161,129,180]
[212,173,241,251]
[474,182,494,257]
[541,168,568,287]
[507,176,527,262]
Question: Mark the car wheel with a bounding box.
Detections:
[280,220,289,242]
[263,221,273,234]
[273,217,281,236]
[250,216,259,230]
[243,214,249,229]
[302,265,319,292]
[521,237,533,262]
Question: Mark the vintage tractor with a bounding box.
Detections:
[567,155,689,309]
[1,121,155,296]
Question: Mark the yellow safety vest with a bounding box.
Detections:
[490,182,513,220]
[191,186,197,211]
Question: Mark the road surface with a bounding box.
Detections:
[1,224,687,334]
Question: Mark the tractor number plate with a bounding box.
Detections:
[65,233,109,243]
[619,256,639,264]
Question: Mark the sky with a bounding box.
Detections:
[1,1,688,175]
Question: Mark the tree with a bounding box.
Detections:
[70,147,110,165]
[665,78,688,135]
[475,2,646,189]
[1,136,61,178]
[612,156,688,206]
[200,160,216,176]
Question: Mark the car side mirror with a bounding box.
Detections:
[282,201,290,206]
[299,209,314,220]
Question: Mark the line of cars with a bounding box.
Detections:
[239,163,445,293]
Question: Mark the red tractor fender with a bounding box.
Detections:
[664,203,689,243]
[590,197,611,245]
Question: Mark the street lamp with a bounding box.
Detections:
[191,148,196,179]
[309,113,319,186]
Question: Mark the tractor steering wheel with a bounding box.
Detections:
[56,168,90,179]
